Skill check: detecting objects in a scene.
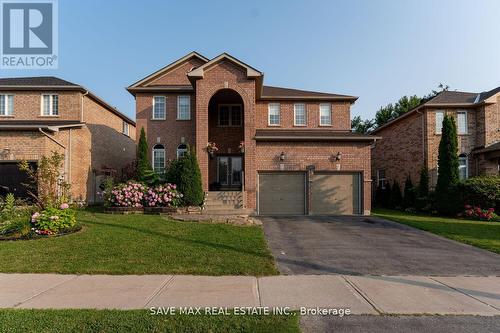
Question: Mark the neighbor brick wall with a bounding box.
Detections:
[0,91,81,121]
[255,100,351,130]
[256,141,372,214]
[371,111,425,191]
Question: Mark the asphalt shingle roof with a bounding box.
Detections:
[261,86,356,99]
[0,76,79,87]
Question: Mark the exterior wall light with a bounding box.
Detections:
[333,152,342,161]
[279,151,286,162]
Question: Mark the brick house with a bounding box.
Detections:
[128,52,378,215]
[371,87,500,191]
[0,77,136,203]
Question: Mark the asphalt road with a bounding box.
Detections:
[300,315,500,333]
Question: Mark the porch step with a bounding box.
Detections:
[203,191,245,214]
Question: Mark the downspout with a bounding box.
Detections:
[81,90,89,122]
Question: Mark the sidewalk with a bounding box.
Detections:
[1,274,499,315]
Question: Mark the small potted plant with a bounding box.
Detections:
[206,142,218,158]
[239,141,245,154]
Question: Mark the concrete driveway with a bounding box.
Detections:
[261,215,500,276]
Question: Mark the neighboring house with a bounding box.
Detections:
[0,77,136,203]
[371,87,500,191]
[127,52,378,215]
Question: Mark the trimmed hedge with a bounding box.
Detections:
[460,176,500,209]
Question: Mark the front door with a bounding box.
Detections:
[217,156,242,190]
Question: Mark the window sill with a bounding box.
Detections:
[151,118,166,121]
[293,124,307,127]
[319,124,332,127]
[268,124,281,127]
[0,115,15,118]
[39,115,59,117]
[176,118,191,121]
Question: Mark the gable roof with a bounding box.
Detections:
[0,76,135,125]
[128,51,209,89]
[371,86,500,134]
[187,52,262,79]
[261,85,357,101]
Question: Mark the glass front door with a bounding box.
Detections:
[217,156,242,189]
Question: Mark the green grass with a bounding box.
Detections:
[0,309,300,333]
[373,208,500,254]
[0,210,278,275]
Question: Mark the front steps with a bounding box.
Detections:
[203,191,251,215]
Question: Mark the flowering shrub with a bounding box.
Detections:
[108,181,146,207]
[144,183,183,207]
[463,205,496,221]
[206,142,218,154]
[31,205,76,235]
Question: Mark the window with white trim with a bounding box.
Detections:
[435,111,444,134]
[177,95,191,120]
[457,111,467,134]
[122,121,129,136]
[377,170,387,189]
[153,96,166,119]
[177,143,188,158]
[0,94,14,116]
[319,103,331,125]
[294,103,306,126]
[268,103,280,126]
[459,154,468,180]
[42,94,58,116]
[153,144,166,174]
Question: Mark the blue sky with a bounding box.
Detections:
[4,0,500,120]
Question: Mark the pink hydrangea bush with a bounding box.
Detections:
[108,181,146,208]
[144,183,183,207]
[463,205,496,221]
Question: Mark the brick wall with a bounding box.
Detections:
[256,141,372,214]
[255,100,351,130]
[0,91,81,121]
[135,92,196,163]
[371,111,425,190]
[147,58,206,86]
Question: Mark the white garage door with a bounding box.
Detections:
[258,173,306,215]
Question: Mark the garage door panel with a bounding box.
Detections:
[259,173,305,215]
[0,162,36,200]
[311,173,361,215]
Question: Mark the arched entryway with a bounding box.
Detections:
[207,89,244,191]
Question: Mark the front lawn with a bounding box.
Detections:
[0,210,278,275]
[0,309,299,333]
[373,208,500,254]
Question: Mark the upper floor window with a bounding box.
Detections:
[319,103,331,126]
[458,154,468,180]
[268,103,280,126]
[177,143,188,158]
[294,103,306,126]
[457,111,468,134]
[177,96,191,120]
[153,96,166,120]
[218,104,242,127]
[435,111,444,134]
[153,144,165,174]
[0,94,14,116]
[122,121,129,136]
[42,94,58,116]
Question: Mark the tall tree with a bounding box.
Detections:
[179,146,204,206]
[435,115,460,215]
[374,95,421,128]
[351,116,375,134]
[137,127,154,182]
[417,166,429,197]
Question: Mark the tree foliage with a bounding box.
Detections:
[166,146,204,206]
[136,127,158,184]
[351,116,375,134]
[403,175,416,208]
[389,181,403,208]
[417,166,429,197]
[435,115,461,215]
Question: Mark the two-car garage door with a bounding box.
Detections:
[258,172,361,215]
